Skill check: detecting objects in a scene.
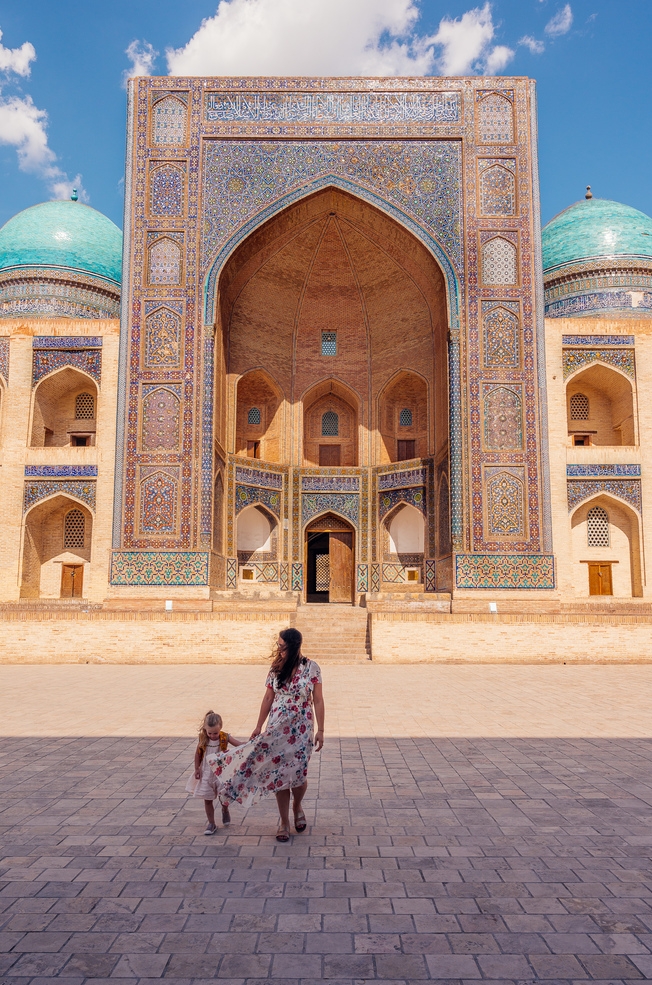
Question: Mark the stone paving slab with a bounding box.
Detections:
[1,665,652,982]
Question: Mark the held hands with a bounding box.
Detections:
[250,727,262,740]
[314,730,324,752]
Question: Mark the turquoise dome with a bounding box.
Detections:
[542,198,652,273]
[0,200,122,284]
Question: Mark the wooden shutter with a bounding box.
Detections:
[319,444,341,466]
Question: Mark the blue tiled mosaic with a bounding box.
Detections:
[378,468,427,490]
[236,466,283,489]
[566,464,640,478]
[24,479,96,513]
[25,465,98,478]
[302,493,359,527]
[111,551,210,586]
[567,479,641,513]
[562,335,635,347]
[33,337,103,349]
[205,90,460,125]
[301,475,360,492]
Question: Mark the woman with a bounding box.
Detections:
[208,627,325,841]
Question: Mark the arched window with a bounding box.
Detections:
[587,506,609,548]
[399,408,413,427]
[321,411,339,436]
[64,509,85,549]
[247,407,261,425]
[570,392,589,420]
[75,393,95,420]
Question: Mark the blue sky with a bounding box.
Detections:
[0,0,649,230]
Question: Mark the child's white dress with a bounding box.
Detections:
[185,735,227,800]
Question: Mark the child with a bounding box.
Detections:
[185,711,243,835]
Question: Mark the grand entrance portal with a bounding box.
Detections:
[306,514,354,604]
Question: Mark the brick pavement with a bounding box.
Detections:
[1,665,652,983]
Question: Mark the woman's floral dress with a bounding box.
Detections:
[207,658,321,809]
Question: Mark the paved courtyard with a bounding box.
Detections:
[2,664,652,983]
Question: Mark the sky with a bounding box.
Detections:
[0,0,650,231]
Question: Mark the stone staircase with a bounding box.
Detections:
[292,603,371,662]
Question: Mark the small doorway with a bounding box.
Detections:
[61,564,83,598]
[305,514,354,603]
[587,562,614,596]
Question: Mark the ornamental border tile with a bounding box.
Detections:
[25,465,98,478]
[566,464,641,477]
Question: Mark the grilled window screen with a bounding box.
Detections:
[247,407,261,425]
[64,509,85,549]
[321,411,339,436]
[587,506,609,548]
[315,554,330,592]
[399,408,413,427]
[321,332,337,356]
[75,393,95,419]
[570,393,589,420]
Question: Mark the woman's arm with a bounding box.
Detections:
[312,681,325,751]
[250,688,275,739]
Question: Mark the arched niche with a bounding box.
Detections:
[235,370,282,462]
[570,493,642,597]
[303,379,359,467]
[31,368,98,448]
[385,503,425,556]
[214,185,450,469]
[437,473,452,557]
[378,371,428,463]
[236,504,277,561]
[21,495,93,599]
[212,471,224,555]
[566,364,636,446]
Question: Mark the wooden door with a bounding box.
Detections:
[319,444,341,466]
[397,439,415,461]
[329,531,353,603]
[61,564,83,599]
[588,562,613,596]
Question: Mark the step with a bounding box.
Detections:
[293,605,371,660]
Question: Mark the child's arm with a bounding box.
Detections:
[227,734,244,747]
[193,745,203,779]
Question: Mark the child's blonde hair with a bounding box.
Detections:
[197,710,223,754]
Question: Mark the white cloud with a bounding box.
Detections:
[545,4,573,36]
[123,40,158,86]
[519,35,545,54]
[0,29,36,77]
[483,44,514,74]
[166,0,514,78]
[430,3,513,75]
[0,27,86,200]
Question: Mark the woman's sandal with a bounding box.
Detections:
[276,822,290,842]
[293,809,307,833]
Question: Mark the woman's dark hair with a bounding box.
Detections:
[270,628,303,688]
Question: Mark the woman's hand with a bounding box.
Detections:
[250,727,262,740]
[314,730,324,752]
